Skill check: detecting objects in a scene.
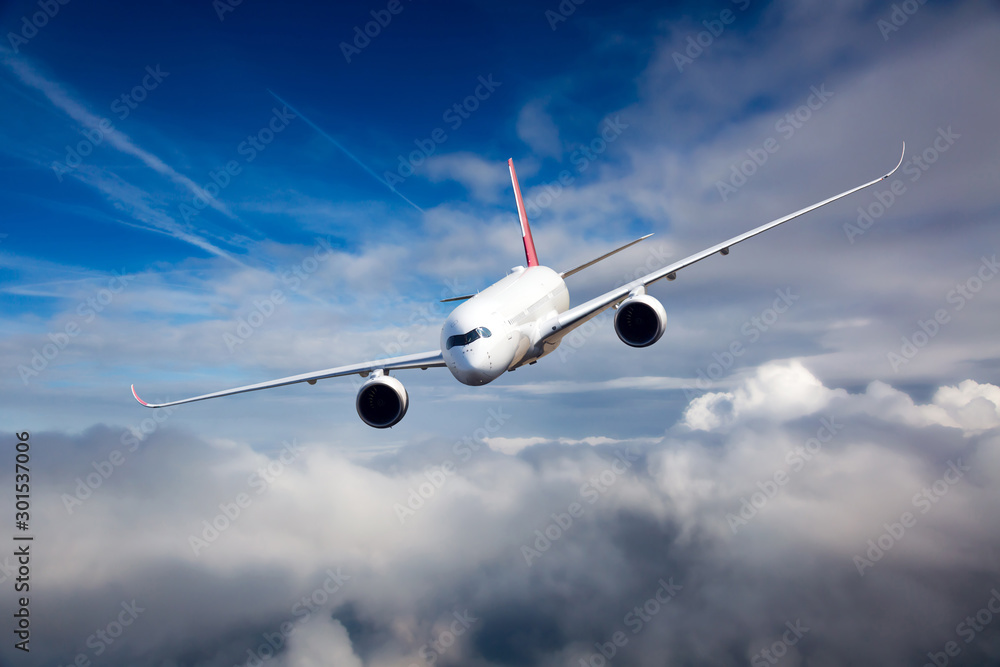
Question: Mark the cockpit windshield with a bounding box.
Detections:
[445,326,492,350]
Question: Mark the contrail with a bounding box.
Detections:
[2,50,236,220]
[267,89,425,213]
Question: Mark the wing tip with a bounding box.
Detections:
[884,141,905,179]
[131,384,151,407]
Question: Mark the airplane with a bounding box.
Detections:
[132,146,905,427]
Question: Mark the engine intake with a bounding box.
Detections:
[614,294,667,347]
[356,374,409,428]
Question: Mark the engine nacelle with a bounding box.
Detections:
[614,294,667,347]
[356,374,409,428]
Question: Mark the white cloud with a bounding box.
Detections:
[516,98,562,159]
[485,434,629,455]
[683,359,1000,436]
[856,378,1000,434]
[503,375,694,395]
[682,360,846,430]
[13,353,1000,665]
[277,617,362,667]
[423,152,510,201]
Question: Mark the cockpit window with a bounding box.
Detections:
[445,327,492,350]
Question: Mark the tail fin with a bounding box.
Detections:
[508,159,539,267]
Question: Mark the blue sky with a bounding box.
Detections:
[2,1,1000,665]
[1,0,662,274]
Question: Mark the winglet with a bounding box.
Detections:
[883,142,905,180]
[560,234,654,279]
[131,384,151,407]
[508,159,539,267]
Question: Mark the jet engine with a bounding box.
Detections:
[614,293,667,347]
[356,373,409,428]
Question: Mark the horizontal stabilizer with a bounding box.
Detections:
[560,234,654,279]
[440,294,475,303]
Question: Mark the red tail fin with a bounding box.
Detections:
[508,159,539,267]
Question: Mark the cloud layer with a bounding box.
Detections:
[4,360,999,665]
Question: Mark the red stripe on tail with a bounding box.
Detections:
[508,159,539,267]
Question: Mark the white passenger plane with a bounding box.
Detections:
[133,147,904,427]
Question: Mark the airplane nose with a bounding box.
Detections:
[449,347,494,386]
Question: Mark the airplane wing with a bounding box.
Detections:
[539,144,906,345]
[131,349,446,408]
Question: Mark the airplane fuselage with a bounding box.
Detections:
[441,265,570,385]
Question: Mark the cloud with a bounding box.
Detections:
[423,152,510,201]
[682,360,846,430]
[485,434,630,455]
[8,357,1000,666]
[277,617,363,667]
[503,375,694,395]
[516,98,562,159]
[855,377,1000,434]
[684,359,1000,435]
